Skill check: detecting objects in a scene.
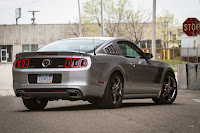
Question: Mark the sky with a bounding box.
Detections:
[0,0,200,26]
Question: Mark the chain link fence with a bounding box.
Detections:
[141,47,200,72]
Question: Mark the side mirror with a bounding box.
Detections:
[145,53,153,59]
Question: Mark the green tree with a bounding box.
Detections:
[145,10,179,48]
[157,10,175,48]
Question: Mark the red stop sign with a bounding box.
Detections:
[183,18,200,36]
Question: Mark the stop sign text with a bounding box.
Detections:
[183,18,200,36]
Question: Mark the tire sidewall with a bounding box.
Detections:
[23,98,48,110]
[101,73,124,108]
[160,73,177,104]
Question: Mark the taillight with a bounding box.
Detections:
[14,58,87,68]
[65,58,72,68]
[80,59,87,67]
[14,59,30,69]
[72,58,80,68]
[64,58,87,68]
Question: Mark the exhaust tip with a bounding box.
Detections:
[16,91,23,97]
[66,89,83,99]
[68,92,78,97]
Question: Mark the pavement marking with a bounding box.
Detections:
[192,99,200,103]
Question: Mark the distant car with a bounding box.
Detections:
[13,37,177,110]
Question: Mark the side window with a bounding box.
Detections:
[118,41,143,58]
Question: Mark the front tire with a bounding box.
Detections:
[22,98,48,110]
[100,73,124,109]
[153,72,177,104]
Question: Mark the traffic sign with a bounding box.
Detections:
[183,18,200,36]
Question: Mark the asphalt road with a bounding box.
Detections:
[0,90,200,133]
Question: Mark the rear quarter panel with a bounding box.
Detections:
[90,54,126,86]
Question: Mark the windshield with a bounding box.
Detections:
[37,39,106,53]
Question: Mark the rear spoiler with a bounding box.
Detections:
[16,51,91,59]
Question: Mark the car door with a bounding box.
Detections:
[117,41,158,94]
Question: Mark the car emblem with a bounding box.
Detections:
[42,59,51,67]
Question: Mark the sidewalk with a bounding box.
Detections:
[0,63,178,96]
[0,63,14,96]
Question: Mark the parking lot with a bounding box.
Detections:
[0,90,199,133]
[0,64,200,133]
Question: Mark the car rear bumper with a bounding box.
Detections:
[13,67,107,99]
[15,89,84,100]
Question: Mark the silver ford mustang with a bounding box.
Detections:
[13,37,177,110]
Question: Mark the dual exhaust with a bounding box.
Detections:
[15,89,81,98]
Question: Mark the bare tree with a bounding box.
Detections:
[82,0,133,37]
[124,10,151,43]
[82,0,151,42]
[70,19,87,37]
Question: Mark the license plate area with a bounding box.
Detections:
[37,75,53,83]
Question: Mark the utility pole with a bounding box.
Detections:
[152,0,156,60]
[78,0,82,37]
[101,0,105,36]
[28,11,39,24]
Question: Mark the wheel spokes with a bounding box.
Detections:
[170,87,176,91]
[111,76,122,104]
[162,76,177,101]
[113,94,117,104]
[115,81,120,90]
[168,76,171,87]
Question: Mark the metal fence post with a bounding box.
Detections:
[197,47,198,63]
[180,47,182,64]
[187,46,189,63]
[173,47,174,66]
[197,46,199,63]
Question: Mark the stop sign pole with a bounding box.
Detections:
[183,18,200,36]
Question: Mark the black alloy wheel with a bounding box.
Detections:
[153,72,177,104]
[100,73,124,108]
[23,98,48,110]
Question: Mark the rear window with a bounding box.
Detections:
[37,39,105,53]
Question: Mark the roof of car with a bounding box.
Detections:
[69,37,117,41]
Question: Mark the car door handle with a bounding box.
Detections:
[130,63,136,67]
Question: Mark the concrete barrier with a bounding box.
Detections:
[187,63,200,90]
[177,63,200,90]
[177,64,187,90]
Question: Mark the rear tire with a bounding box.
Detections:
[23,98,48,110]
[87,98,101,105]
[152,72,177,104]
[100,73,124,109]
